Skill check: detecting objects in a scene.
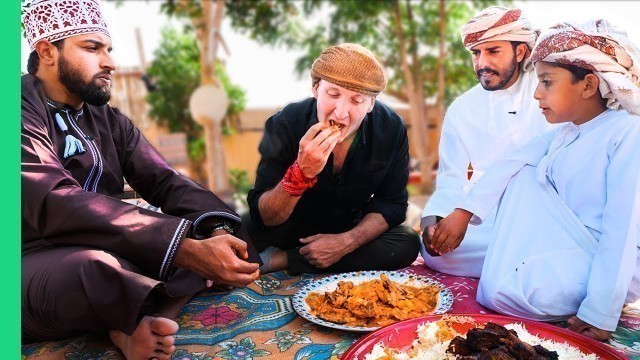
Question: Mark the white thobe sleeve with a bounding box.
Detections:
[420,112,471,231]
[577,123,640,331]
[457,130,556,224]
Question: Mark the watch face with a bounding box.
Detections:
[211,222,236,235]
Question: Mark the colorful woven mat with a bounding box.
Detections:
[22,260,640,359]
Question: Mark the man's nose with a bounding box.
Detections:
[102,52,116,72]
[476,52,490,70]
[334,97,349,119]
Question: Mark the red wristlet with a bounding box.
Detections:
[281,161,317,197]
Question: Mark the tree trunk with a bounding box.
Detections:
[429,0,447,187]
[186,0,230,193]
[395,0,432,192]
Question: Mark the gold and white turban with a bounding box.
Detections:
[532,19,640,116]
[23,0,110,52]
[461,6,538,71]
[311,43,387,96]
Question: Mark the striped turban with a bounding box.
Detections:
[23,0,110,52]
[461,6,538,71]
[311,43,387,96]
[532,19,640,116]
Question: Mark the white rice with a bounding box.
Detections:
[360,321,598,360]
[504,323,598,360]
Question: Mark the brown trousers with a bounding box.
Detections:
[22,245,204,341]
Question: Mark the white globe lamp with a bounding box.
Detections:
[189,84,230,192]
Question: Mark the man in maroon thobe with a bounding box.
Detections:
[21,1,260,359]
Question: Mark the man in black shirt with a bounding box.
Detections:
[245,43,420,274]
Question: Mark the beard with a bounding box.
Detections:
[476,56,519,91]
[58,54,111,106]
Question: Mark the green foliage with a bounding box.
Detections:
[282,0,505,106]
[156,0,503,107]
[20,1,32,38]
[228,168,252,195]
[146,27,201,138]
[158,0,510,105]
[188,137,205,163]
[228,168,252,208]
[216,61,247,119]
[145,27,247,160]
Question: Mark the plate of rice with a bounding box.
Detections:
[292,271,454,332]
[342,314,626,359]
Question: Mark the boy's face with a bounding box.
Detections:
[534,62,585,124]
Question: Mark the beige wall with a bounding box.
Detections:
[222,131,263,183]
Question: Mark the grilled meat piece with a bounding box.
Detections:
[447,322,559,360]
[447,336,473,356]
[479,347,517,360]
[533,345,560,360]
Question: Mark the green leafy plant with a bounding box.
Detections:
[228,168,252,211]
[145,27,247,163]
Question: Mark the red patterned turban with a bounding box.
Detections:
[461,6,538,71]
[532,19,640,115]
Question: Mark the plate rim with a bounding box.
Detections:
[292,270,454,332]
[341,313,628,359]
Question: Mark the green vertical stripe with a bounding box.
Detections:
[2,1,20,357]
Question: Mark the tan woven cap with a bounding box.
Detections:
[311,43,387,96]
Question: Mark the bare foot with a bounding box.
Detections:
[566,315,611,341]
[109,316,179,360]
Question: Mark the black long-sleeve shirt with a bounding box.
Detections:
[247,98,409,236]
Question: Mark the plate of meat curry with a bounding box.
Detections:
[292,271,454,332]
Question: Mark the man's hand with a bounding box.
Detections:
[567,316,611,341]
[175,235,260,288]
[429,209,473,255]
[298,233,353,269]
[421,224,440,257]
[297,122,340,178]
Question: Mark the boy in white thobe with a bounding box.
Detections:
[429,19,640,341]
[421,6,552,277]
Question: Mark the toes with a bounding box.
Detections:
[157,335,175,347]
[150,317,179,335]
[153,345,176,359]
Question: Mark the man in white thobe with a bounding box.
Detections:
[420,6,552,277]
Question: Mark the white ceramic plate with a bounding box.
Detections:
[292,270,454,332]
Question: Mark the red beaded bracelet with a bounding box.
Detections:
[281,161,318,197]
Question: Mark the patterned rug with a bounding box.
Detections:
[21,259,640,359]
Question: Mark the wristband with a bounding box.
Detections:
[281,161,318,197]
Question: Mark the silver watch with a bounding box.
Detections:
[210,222,235,235]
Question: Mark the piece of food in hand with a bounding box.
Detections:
[328,119,345,130]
